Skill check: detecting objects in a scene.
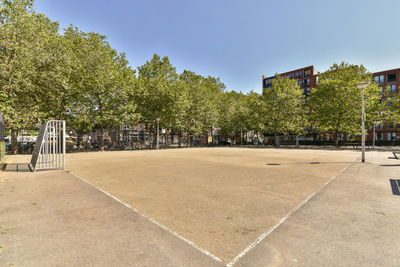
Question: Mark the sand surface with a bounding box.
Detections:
[66,147,359,261]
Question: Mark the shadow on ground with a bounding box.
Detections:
[1,163,31,172]
[266,161,359,166]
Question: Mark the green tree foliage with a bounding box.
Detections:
[179,70,204,136]
[199,76,225,136]
[179,70,224,141]
[64,26,138,150]
[217,90,259,144]
[382,85,400,126]
[1,1,396,151]
[310,62,381,145]
[246,91,266,140]
[263,75,307,146]
[136,54,187,134]
[0,0,67,153]
[217,91,240,137]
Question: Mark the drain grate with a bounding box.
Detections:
[266,163,281,166]
[310,162,321,164]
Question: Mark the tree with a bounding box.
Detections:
[246,91,266,144]
[200,76,225,139]
[217,91,252,145]
[179,70,204,139]
[136,54,187,146]
[217,91,237,141]
[263,74,307,147]
[381,85,400,134]
[180,71,224,145]
[0,0,68,153]
[64,26,138,150]
[310,62,381,146]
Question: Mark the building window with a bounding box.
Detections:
[295,71,303,78]
[387,73,397,83]
[387,132,396,141]
[376,132,384,141]
[304,79,310,86]
[391,84,396,92]
[379,86,384,95]
[265,78,273,88]
[303,88,310,95]
[304,69,311,77]
[374,75,384,84]
[289,72,295,79]
[298,80,302,86]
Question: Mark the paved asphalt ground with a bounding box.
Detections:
[0,148,399,266]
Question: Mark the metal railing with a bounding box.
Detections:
[30,120,66,171]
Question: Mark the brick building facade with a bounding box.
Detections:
[371,68,400,141]
[262,65,318,97]
[262,66,400,142]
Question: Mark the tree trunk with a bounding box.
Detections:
[296,135,299,148]
[241,128,243,146]
[117,127,120,149]
[179,131,182,148]
[274,130,278,148]
[11,128,18,155]
[212,126,214,145]
[100,127,104,151]
[145,123,148,148]
[234,131,236,146]
[256,133,259,148]
[334,131,339,148]
[170,130,174,148]
[77,133,82,150]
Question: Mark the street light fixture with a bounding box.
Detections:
[356,81,370,163]
[156,118,160,149]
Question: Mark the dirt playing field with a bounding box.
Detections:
[66,147,360,261]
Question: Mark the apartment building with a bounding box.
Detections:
[262,66,400,142]
[262,65,318,97]
[371,68,400,141]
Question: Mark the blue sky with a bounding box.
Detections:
[35,0,400,94]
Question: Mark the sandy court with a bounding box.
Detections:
[66,147,359,261]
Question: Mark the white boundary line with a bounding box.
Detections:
[227,162,353,267]
[67,170,225,264]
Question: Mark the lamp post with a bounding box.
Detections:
[156,118,160,149]
[356,81,370,163]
